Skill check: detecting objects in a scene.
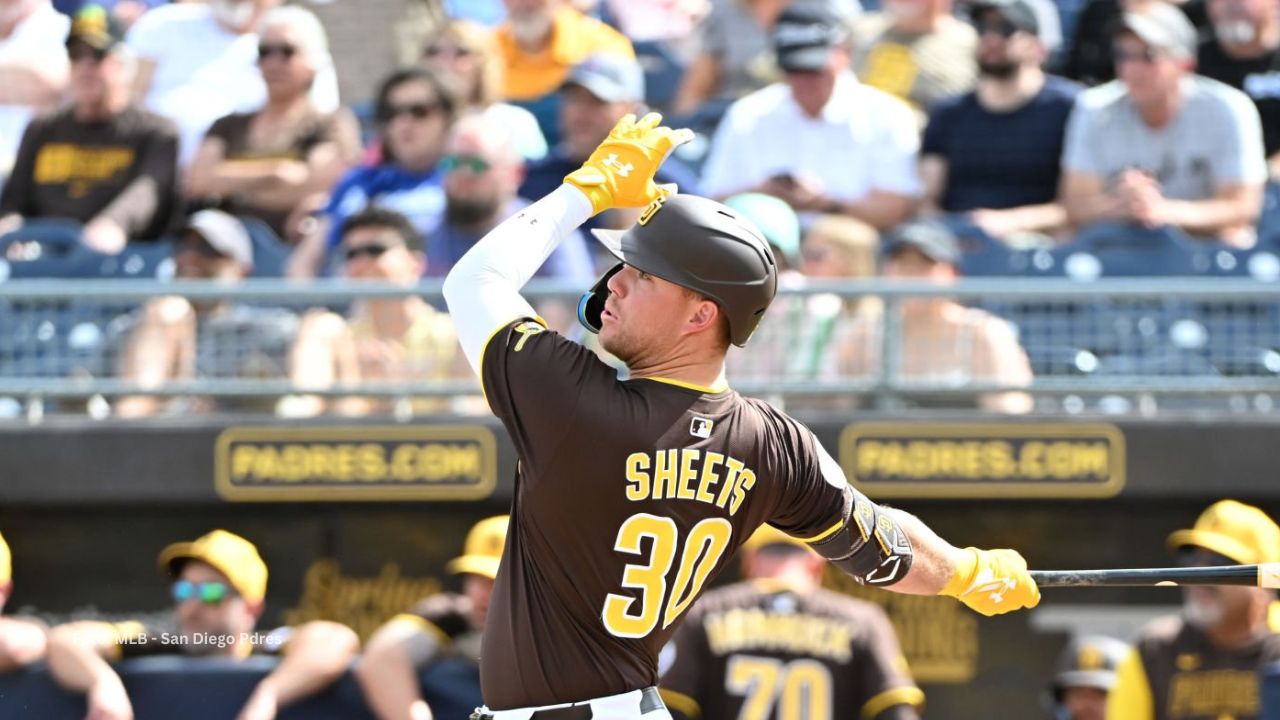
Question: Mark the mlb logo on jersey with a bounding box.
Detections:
[690,417,714,439]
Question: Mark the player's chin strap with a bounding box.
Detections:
[807,489,914,587]
[577,262,624,335]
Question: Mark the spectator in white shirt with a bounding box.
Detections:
[125,0,340,166]
[699,1,921,230]
[0,0,69,176]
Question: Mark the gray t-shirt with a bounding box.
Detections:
[1061,75,1267,201]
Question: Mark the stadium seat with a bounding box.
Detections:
[939,216,1037,277]
[1034,223,1204,278]
[1258,181,1280,247]
[238,217,291,279]
[632,40,686,112]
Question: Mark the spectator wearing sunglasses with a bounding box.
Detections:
[420,19,547,162]
[358,515,509,720]
[113,209,298,418]
[287,66,458,279]
[424,113,592,284]
[0,4,179,255]
[186,6,360,245]
[1060,2,1267,246]
[280,207,465,418]
[124,0,341,166]
[1107,500,1280,720]
[47,529,359,720]
[919,0,1079,242]
[0,530,48,673]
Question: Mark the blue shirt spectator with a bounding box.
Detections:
[922,75,1079,212]
[920,0,1079,241]
[324,164,446,254]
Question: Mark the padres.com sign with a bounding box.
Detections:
[214,425,498,502]
[839,422,1125,499]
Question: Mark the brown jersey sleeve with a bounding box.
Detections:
[481,319,618,478]
[848,604,924,720]
[755,404,851,543]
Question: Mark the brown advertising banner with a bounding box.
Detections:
[214,425,499,502]
[839,422,1126,499]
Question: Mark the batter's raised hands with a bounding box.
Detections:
[564,112,695,216]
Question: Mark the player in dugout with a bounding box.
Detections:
[660,524,923,720]
[0,529,47,672]
[358,515,509,720]
[1108,499,1280,720]
[46,529,359,720]
[441,111,1040,720]
[1046,634,1130,720]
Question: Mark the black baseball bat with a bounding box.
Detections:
[1030,563,1280,588]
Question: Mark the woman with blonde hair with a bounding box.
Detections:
[420,19,547,161]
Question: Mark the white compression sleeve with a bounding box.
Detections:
[443,184,596,375]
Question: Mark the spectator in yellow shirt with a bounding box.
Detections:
[493,0,634,146]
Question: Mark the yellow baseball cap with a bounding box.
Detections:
[0,531,10,586]
[1167,500,1280,565]
[446,516,509,580]
[742,524,811,554]
[157,530,268,604]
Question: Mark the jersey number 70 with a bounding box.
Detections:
[602,513,733,638]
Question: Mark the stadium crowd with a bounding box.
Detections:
[0,0,1277,417]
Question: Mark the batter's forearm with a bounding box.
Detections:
[884,509,968,595]
[443,184,594,374]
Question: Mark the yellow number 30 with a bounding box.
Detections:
[602,513,732,638]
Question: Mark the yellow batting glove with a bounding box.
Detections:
[941,547,1041,617]
[564,112,695,216]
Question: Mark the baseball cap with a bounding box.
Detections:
[184,209,254,269]
[1116,2,1197,59]
[446,515,509,580]
[970,0,1040,35]
[772,1,849,73]
[742,524,811,554]
[883,220,961,265]
[157,530,268,605]
[1052,635,1130,695]
[0,531,10,586]
[724,193,801,268]
[1166,500,1280,565]
[66,4,125,53]
[562,54,645,103]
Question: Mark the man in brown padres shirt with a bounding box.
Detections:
[659,524,923,720]
[443,112,1040,719]
[1108,500,1280,720]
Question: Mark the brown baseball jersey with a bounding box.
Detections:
[1111,614,1280,720]
[659,580,922,720]
[479,320,854,710]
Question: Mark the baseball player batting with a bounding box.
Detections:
[442,112,1040,720]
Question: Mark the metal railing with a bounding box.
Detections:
[1,277,1278,416]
